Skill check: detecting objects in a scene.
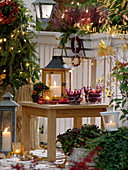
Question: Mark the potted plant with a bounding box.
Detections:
[69,127,128,169]
[57,124,101,157]
[31,82,50,102]
[84,127,128,170]
[110,62,128,123]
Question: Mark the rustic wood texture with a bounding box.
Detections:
[20,101,108,161]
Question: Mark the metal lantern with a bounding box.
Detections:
[0,92,19,154]
[32,0,57,29]
[42,56,72,100]
[100,111,120,131]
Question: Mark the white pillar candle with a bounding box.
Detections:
[2,128,11,151]
[50,81,61,97]
[105,121,116,129]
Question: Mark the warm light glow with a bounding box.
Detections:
[10,47,14,50]
[11,34,14,38]
[45,96,50,100]
[53,81,57,86]
[86,9,89,13]
[3,38,7,42]
[0,39,3,43]
[77,2,79,5]
[62,14,65,18]
[109,120,112,123]
[4,127,9,133]
[26,63,29,66]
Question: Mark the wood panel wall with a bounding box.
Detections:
[34,32,127,138]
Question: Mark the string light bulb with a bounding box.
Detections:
[3,38,7,42]
[11,34,14,38]
[10,47,14,50]
[86,9,89,13]
[26,63,29,67]
[0,39,3,43]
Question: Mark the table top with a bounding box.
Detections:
[20,101,108,110]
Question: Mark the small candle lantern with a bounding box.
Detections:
[12,142,24,155]
[42,56,72,100]
[0,92,19,154]
[100,111,120,131]
[42,89,53,101]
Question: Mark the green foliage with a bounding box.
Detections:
[0,0,40,96]
[97,0,128,32]
[110,62,128,121]
[31,82,50,102]
[87,127,128,170]
[57,124,101,156]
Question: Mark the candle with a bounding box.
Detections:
[2,128,11,151]
[12,142,24,154]
[105,121,116,130]
[45,96,50,101]
[50,81,61,97]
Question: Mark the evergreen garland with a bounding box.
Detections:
[0,0,40,96]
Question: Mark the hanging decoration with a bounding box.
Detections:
[71,36,82,53]
[71,35,82,67]
[72,55,81,67]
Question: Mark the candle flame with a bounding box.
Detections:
[110,120,112,123]
[45,96,50,100]
[53,81,56,86]
[4,127,9,132]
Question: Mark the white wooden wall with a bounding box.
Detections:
[23,0,127,141]
[33,32,128,138]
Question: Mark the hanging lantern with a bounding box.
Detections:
[42,56,72,100]
[32,0,57,29]
[0,92,19,154]
[100,111,120,131]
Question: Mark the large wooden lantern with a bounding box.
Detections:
[42,56,72,100]
[0,92,19,154]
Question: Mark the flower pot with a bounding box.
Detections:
[68,148,95,167]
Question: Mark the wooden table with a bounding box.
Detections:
[20,101,108,161]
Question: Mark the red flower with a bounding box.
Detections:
[0,0,19,24]
[96,146,102,151]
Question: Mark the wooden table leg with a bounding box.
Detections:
[21,107,30,153]
[74,117,82,128]
[47,110,56,162]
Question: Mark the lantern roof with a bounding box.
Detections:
[45,56,71,69]
[32,0,57,5]
[0,92,19,107]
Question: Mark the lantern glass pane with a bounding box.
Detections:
[41,5,53,18]
[46,74,61,97]
[102,114,117,130]
[2,111,12,151]
[2,111,12,132]
[66,72,70,89]
[36,5,40,18]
